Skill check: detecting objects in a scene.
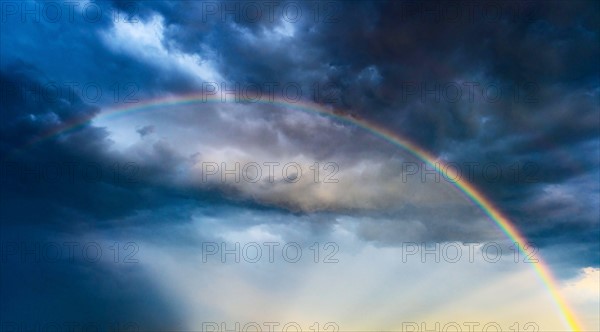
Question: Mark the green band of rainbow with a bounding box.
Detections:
[14,93,583,331]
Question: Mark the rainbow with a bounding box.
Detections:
[12,93,583,330]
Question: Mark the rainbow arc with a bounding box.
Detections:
[11,94,583,331]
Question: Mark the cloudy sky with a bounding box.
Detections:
[0,0,598,331]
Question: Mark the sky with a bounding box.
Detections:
[0,0,599,331]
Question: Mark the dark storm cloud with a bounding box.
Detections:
[0,0,598,288]
[0,0,201,103]
[0,227,184,331]
[0,68,287,230]
[0,2,598,327]
[116,0,597,158]
[103,0,598,253]
[0,66,265,326]
[0,64,173,325]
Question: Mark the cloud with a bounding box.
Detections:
[136,124,155,137]
[127,214,597,330]
[0,0,598,328]
[563,267,600,330]
[100,14,223,84]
